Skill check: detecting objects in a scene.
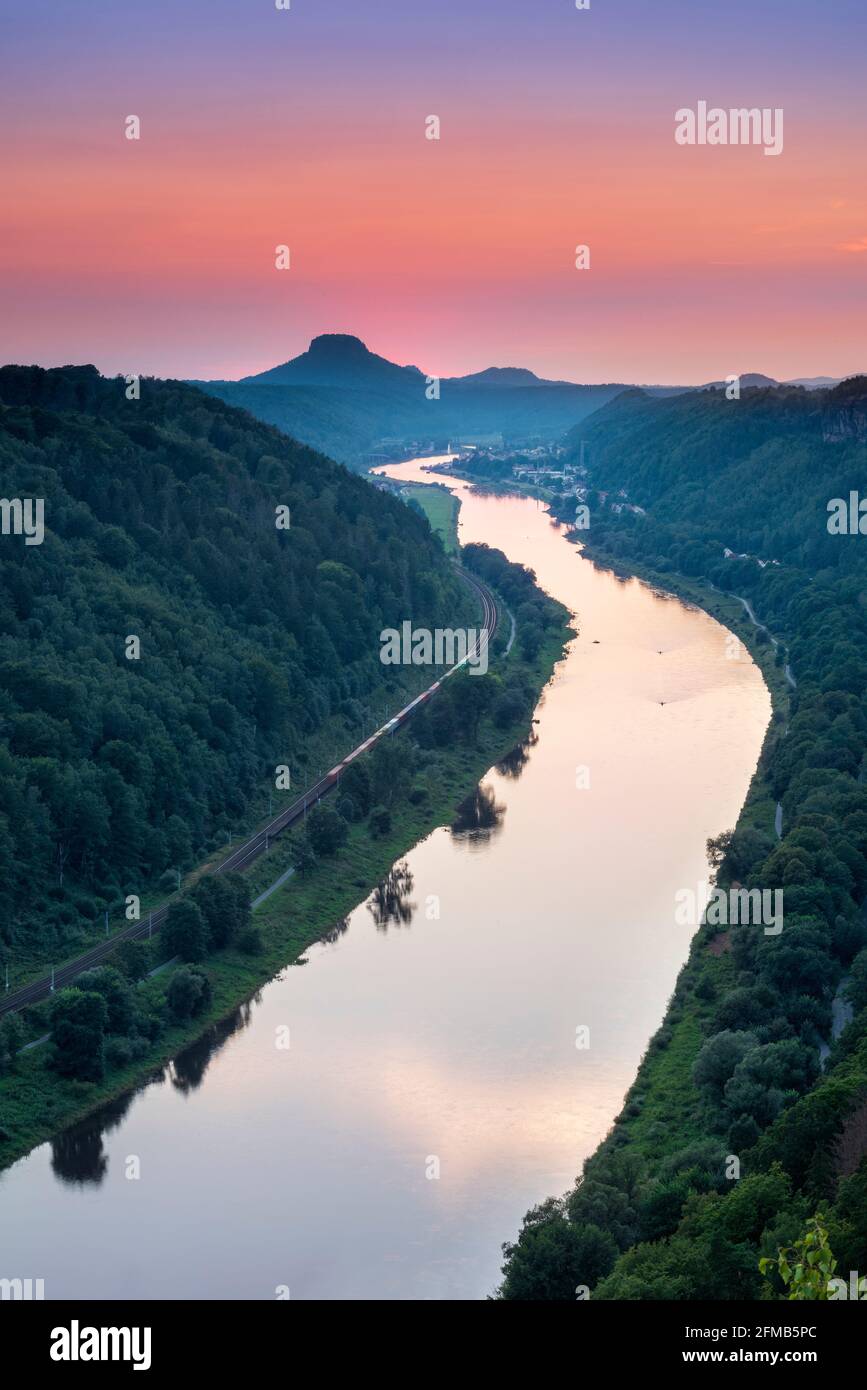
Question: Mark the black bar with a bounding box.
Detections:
[6,1297,862,1375]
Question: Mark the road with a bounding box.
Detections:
[0,567,498,1018]
[730,593,797,691]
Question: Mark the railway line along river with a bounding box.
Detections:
[0,457,771,1300]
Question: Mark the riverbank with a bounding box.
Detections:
[385,460,782,1207]
[572,539,788,1167]
[437,462,790,1174]
[383,460,785,1184]
[0,566,573,1174]
[576,542,792,843]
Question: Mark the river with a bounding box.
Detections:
[0,457,771,1300]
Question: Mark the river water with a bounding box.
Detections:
[0,457,770,1300]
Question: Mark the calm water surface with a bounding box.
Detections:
[0,457,771,1300]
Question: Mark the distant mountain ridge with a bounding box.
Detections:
[199,335,661,467]
[237,336,854,398]
[196,336,861,469]
[701,372,780,390]
[699,373,857,392]
[241,334,581,393]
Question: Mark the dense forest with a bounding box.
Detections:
[499,379,867,1299]
[0,366,470,972]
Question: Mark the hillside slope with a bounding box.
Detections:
[0,366,468,968]
[499,380,867,1300]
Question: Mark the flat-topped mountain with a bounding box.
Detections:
[242,334,425,392]
[201,335,641,465]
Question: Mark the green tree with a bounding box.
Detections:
[497,1198,618,1301]
[114,938,151,983]
[339,761,372,816]
[50,988,109,1082]
[77,966,134,1034]
[448,669,498,743]
[493,686,527,730]
[306,805,348,857]
[847,946,867,1013]
[163,899,209,962]
[692,1030,758,1103]
[0,1013,24,1073]
[191,873,248,949]
[167,966,212,1021]
[369,805,392,837]
[759,1215,837,1300]
[369,739,411,807]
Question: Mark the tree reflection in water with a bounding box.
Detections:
[450,782,506,844]
[46,1001,260,1186]
[50,1093,135,1187]
[495,728,537,781]
[367,862,416,932]
[321,916,350,945]
[170,1000,255,1095]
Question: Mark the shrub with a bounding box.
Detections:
[692,1030,759,1103]
[293,835,317,875]
[105,1035,134,1069]
[369,805,392,837]
[167,966,212,1021]
[237,926,264,956]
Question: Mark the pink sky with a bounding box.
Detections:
[2,0,865,384]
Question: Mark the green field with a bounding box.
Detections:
[400,484,461,553]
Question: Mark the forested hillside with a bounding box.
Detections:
[0,366,468,971]
[499,380,867,1299]
[568,379,867,580]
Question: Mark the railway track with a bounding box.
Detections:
[0,568,498,1017]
